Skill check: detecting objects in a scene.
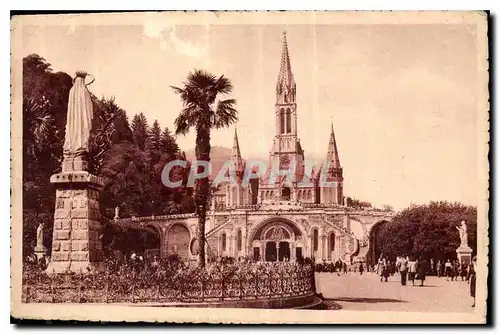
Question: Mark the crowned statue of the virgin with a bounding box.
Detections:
[62,71,95,170]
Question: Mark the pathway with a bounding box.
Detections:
[315,272,474,312]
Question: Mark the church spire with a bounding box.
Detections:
[231,128,244,177]
[319,122,344,205]
[276,31,296,104]
[326,122,341,170]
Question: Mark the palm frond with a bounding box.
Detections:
[174,105,200,135]
[170,86,185,95]
[213,99,238,129]
[215,75,233,95]
[187,69,217,90]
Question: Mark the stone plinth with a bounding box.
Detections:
[456,244,473,265]
[46,170,105,274]
[34,245,47,260]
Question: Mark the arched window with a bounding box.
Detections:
[221,233,227,251]
[313,229,319,252]
[329,233,335,251]
[286,108,292,133]
[280,108,285,134]
[237,229,242,251]
[281,187,291,201]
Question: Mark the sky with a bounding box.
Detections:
[16,13,482,209]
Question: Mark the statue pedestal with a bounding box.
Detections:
[456,244,473,265]
[45,170,105,274]
[34,245,47,260]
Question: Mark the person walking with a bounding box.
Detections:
[467,261,474,283]
[445,259,453,281]
[376,256,385,281]
[335,259,342,276]
[383,259,390,282]
[377,257,389,282]
[391,260,397,276]
[359,262,364,275]
[416,257,427,287]
[399,255,409,286]
[408,257,417,286]
[469,256,477,307]
[436,260,442,278]
[453,260,460,282]
[460,261,468,281]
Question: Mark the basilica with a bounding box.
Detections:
[116,33,393,265]
[215,32,343,210]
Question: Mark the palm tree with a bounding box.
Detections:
[23,96,56,164]
[171,69,238,267]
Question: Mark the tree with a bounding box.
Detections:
[382,204,394,212]
[88,96,133,174]
[171,69,238,267]
[345,197,372,209]
[161,127,179,156]
[147,120,162,152]
[145,119,163,167]
[131,112,148,150]
[99,142,153,217]
[22,54,73,259]
[377,201,477,261]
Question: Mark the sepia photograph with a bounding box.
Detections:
[10,11,489,324]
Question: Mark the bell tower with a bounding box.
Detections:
[268,32,304,184]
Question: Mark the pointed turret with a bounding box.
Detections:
[319,122,344,205]
[326,122,341,170]
[276,31,296,104]
[226,128,250,207]
[231,128,244,178]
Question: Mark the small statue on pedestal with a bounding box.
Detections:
[456,220,468,247]
[36,223,44,247]
[455,220,472,266]
[34,223,46,260]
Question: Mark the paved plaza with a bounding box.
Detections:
[315,272,474,312]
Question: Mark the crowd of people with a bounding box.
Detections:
[314,259,348,274]
[372,254,477,307]
[439,259,471,281]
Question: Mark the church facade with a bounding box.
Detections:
[222,32,343,209]
[116,33,393,265]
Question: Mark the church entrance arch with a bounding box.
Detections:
[367,220,391,268]
[166,223,191,261]
[249,217,303,262]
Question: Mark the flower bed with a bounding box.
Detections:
[22,258,316,304]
